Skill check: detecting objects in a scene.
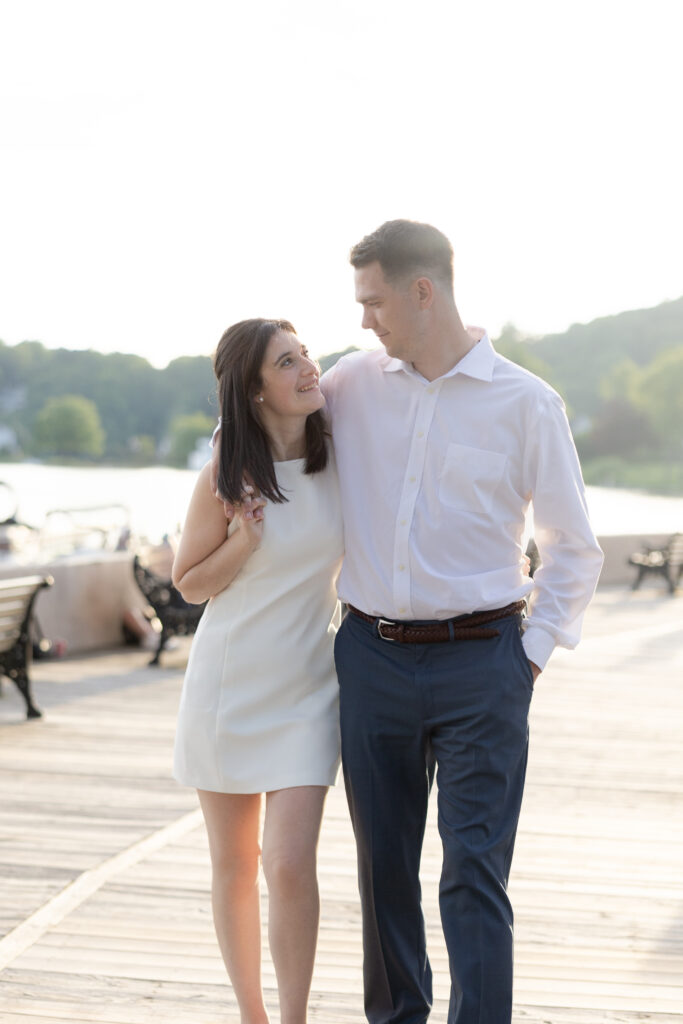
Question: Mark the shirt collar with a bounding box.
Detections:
[380,327,496,383]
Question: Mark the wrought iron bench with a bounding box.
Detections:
[627,533,683,593]
[0,575,54,718]
[132,555,206,665]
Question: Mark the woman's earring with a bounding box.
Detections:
[256,396,264,403]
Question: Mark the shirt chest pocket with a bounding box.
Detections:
[439,443,507,515]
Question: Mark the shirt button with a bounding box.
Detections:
[400,519,407,526]
[409,476,416,483]
[417,431,424,438]
[398,564,405,571]
[399,607,406,614]
[427,387,435,394]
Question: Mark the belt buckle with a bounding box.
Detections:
[376,617,397,642]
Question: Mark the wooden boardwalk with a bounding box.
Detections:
[0,587,682,1023]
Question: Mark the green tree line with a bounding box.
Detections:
[1,297,682,488]
[495,297,683,493]
[0,342,359,466]
[0,342,218,464]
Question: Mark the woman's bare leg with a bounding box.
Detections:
[197,789,269,1024]
[261,786,328,1024]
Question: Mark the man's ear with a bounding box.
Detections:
[415,276,435,308]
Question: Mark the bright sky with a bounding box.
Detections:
[1,0,682,368]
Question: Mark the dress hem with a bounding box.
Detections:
[173,769,340,794]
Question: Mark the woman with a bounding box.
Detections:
[172,318,343,1024]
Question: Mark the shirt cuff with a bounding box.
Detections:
[521,623,556,672]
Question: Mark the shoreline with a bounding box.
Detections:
[2,456,682,499]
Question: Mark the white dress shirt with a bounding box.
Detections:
[321,331,603,671]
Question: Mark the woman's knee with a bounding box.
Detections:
[211,840,261,892]
[261,845,316,895]
[198,791,263,891]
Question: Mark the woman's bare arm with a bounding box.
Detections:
[172,462,265,604]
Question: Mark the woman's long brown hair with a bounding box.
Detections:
[214,318,328,505]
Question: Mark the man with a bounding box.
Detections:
[216,219,603,1023]
[320,220,602,1024]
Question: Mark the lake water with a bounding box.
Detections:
[0,463,198,545]
[1,462,682,544]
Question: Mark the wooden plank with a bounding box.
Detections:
[0,590,681,1021]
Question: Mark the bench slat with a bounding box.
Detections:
[0,588,43,604]
[0,575,49,592]
[0,598,35,618]
[0,618,22,631]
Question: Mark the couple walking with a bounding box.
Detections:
[172,219,603,1024]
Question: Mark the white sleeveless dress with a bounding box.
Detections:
[173,457,344,794]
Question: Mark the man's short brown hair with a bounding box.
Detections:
[349,219,454,290]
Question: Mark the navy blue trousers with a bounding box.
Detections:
[334,611,533,1024]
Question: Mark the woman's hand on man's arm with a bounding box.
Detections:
[172,462,265,604]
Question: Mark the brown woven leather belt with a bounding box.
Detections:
[347,600,527,643]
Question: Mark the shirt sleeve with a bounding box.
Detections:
[320,359,342,423]
[521,389,604,670]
